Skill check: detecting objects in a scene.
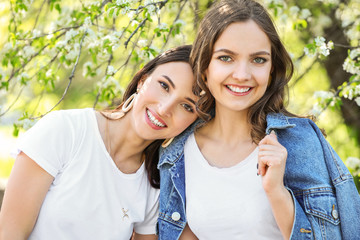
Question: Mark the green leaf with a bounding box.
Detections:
[13,123,19,137]
[55,3,61,14]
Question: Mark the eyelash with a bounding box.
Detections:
[181,103,194,113]
[217,56,268,64]
[159,81,169,91]
[253,57,267,64]
[218,55,232,62]
[159,81,194,113]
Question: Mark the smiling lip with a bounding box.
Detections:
[225,84,252,96]
[145,108,167,130]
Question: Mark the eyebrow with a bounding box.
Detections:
[186,97,196,105]
[162,75,175,89]
[213,48,271,57]
[161,75,196,105]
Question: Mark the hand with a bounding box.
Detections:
[258,130,288,194]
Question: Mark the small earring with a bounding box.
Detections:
[161,137,174,148]
[122,93,137,112]
[200,90,206,96]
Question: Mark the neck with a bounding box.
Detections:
[109,113,153,163]
[205,106,252,145]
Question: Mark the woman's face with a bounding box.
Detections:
[205,20,272,114]
[131,61,198,140]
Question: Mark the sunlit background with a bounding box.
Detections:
[1,0,359,195]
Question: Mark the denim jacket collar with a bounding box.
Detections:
[265,112,296,134]
[159,112,295,167]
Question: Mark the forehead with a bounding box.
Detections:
[147,61,195,88]
[214,20,271,52]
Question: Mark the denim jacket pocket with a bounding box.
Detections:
[303,189,342,239]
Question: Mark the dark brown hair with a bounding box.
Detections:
[109,45,193,188]
[191,0,297,143]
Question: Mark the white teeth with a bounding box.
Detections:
[227,85,250,93]
[146,110,165,127]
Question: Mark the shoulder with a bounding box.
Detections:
[158,119,201,165]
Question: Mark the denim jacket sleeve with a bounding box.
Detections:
[270,116,360,240]
[308,120,360,239]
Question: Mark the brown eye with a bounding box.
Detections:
[181,103,194,113]
[159,81,169,91]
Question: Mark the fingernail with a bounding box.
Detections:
[256,163,258,169]
[257,172,259,176]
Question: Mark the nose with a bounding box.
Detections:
[157,100,174,117]
[232,61,251,81]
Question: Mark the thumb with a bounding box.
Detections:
[270,130,277,139]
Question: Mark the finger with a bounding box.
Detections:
[259,134,278,146]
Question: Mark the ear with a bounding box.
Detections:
[137,78,145,91]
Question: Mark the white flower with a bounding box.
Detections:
[22,118,35,130]
[299,9,311,19]
[289,6,300,16]
[32,29,41,38]
[45,69,53,78]
[303,47,315,58]
[174,19,185,26]
[343,58,360,75]
[346,157,360,170]
[157,23,168,31]
[138,39,148,48]
[65,43,80,61]
[355,97,360,107]
[23,46,36,58]
[349,48,360,60]
[65,29,79,42]
[310,103,322,117]
[107,65,115,75]
[16,72,29,83]
[314,90,334,99]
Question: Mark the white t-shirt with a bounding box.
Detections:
[184,133,283,240]
[15,108,159,240]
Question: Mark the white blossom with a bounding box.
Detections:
[107,65,115,76]
[65,43,80,61]
[23,46,36,58]
[300,9,311,19]
[346,157,360,170]
[314,90,334,99]
[138,39,148,48]
[16,72,29,83]
[45,69,53,78]
[355,97,360,107]
[157,22,168,30]
[22,118,35,130]
[349,48,360,60]
[32,29,41,38]
[289,6,300,16]
[65,29,79,42]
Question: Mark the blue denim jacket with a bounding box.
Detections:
[157,113,360,240]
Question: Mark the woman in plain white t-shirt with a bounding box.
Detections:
[0,45,199,240]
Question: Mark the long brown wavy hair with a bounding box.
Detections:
[105,45,193,188]
[190,0,298,143]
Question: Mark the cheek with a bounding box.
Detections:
[172,113,197,132]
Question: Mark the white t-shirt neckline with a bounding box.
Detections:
[90,109,145,179]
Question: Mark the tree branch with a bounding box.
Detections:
[29,31,88,120]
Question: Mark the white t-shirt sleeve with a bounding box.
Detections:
[15,111,76,177]
[134,188,160,235]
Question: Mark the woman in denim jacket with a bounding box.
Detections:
[157,0,360,239]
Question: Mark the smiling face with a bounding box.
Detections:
[131,61,198,140]
[205,20,272,115]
